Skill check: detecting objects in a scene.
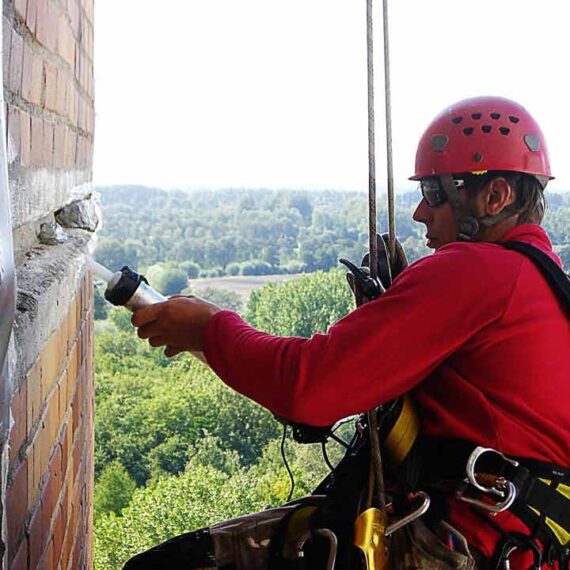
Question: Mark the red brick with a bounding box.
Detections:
[57,16,75,68]
[56,69,67,116]
[9,31,24,96]
[26,445,36,512]
[41,329,64,401]
[44,60,57,112]
[67,79,78,125]
[42,121,54,167]
[59,422,69,481]
[53,124,65,169]
[30,54,43,105]
[3,19,11,87]
[58,376,68,425]
[30,115,43,168]
[28,510,42,568]
[14,0,28,21]
[52,505,64,568]
[42,538,54,570]
[21,42,33,103]
[34,0,47,46]
[7,106,21,165]
[40,447,62,535]
[45,2,59,52]
[36,0,57,52]
[10,537,28,570]
[71,530,81,570]
[20,110,31,167]
[45,388,60,446]
[85,0,93,24]
[9,382,27,467]
[61,524,73,570]
[69,478,81,533]
[65,128,77,168]
[26,0,37,34]
[26,361,41,432]
[7,462,28,561]
[34,422,52,491]
[68,0,79,37]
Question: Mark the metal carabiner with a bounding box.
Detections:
[495,534,543,570]
[466,447,519,497]
[295,528,338,570]
[456,480,517,514]
[384,491,431,537]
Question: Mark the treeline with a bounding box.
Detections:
[95,186,570,281]
[94,186,433,278]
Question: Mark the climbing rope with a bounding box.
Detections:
[382,0,396,261]
[366,0,396,514]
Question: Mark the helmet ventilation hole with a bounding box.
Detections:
[452,117,463,124]
[471,113,482,120]
[499,127,510,135]
[481,125,492,133]
[463,127,474,135]
[508,115,520,124]
[490,113,501,120]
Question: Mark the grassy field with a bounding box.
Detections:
[188,273,304,303]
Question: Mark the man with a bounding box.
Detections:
[132,96,570,568]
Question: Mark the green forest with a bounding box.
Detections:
[93,186,570,569]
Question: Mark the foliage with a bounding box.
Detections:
[145,263,188,296]
[94,187,438,277]
[245,269,354,337]
[189,287,243,313]
[95,337,279,486]
[94,461,137,519]
[93,435,345,570]
[179,260,200,279]
[94,284,109,320]
[95,186,570,280]
[109,307,134,332]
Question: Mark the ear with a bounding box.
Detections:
[480,177,516,216]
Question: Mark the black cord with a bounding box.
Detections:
[329,432,350,449]
[321,441,336,472]
[281,424,295,502]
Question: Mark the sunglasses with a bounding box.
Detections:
[419,177,466,208]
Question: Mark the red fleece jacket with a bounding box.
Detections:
[204,224,570,565]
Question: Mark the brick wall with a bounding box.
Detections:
[2,0,96,567]
[8,277,94,569]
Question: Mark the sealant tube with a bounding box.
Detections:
[99,264,207,364]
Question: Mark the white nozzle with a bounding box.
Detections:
[87,257,115,284]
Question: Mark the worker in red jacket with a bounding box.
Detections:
[132,96,570,569]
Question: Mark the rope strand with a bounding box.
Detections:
[382,0,397,260]
[366,0,387,512]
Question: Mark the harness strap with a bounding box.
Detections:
[500,240,570,317]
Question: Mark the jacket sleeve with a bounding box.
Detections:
[203,244,519,425]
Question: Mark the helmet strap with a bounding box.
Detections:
[477,204,521,228]
[439,174,480,241]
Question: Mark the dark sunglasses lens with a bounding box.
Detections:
[420,179,446,207]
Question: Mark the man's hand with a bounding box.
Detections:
[131,296,221,356]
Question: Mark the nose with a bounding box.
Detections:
[413,198,431,224]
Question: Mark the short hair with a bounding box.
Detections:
[464,171,546,225]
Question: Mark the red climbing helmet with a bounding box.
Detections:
[411,96,553,182]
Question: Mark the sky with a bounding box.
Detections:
[93,0,570,193]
